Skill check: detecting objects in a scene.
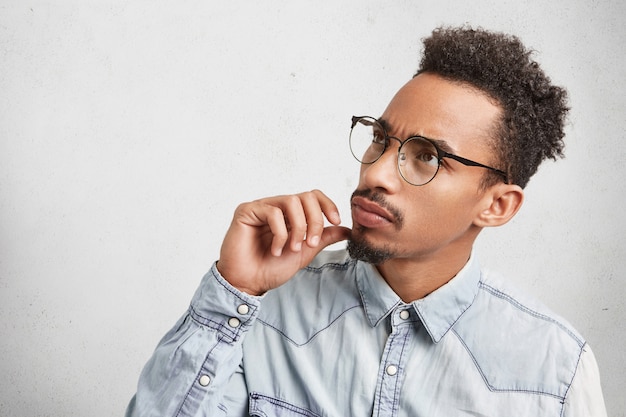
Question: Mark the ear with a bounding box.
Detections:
[474,183,524,228]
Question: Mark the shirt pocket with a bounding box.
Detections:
[248,392,320,417]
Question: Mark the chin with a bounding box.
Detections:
[346,236,394,265]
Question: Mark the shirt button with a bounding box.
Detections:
[228,317,241,328]
[198,375,211,386]
[399,310,410,320]
[237,304,250,315]
[386,365,398,376]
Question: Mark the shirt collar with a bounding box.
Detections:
[355,261,402,327]
[355,254,481,343]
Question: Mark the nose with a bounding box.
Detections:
[359,142,403,193]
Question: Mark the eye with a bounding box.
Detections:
[403,138,440,169]
[414,149,439,166]
[372,131,386,145]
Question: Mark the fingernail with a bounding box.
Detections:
[310,235,320,246]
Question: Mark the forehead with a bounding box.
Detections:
[380,73,502,153]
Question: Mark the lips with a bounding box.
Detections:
[351,196,395,228]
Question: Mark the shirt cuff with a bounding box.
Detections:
[188,262,264,343]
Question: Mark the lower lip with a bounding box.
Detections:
[352,204,393,228]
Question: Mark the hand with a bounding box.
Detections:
[217,190,352,295]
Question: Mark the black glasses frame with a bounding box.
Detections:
[350,116,508,185]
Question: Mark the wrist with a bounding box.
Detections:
[215,261,266,296]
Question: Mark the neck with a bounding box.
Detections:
[376,245,473,303]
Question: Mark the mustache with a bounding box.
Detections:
[350,189,404,228]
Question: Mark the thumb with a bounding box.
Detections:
[318,225,352,249]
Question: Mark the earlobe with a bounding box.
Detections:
[475,184,524,227]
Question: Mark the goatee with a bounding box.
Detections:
[347,235,394,265]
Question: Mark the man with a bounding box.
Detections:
[126,26,606,416]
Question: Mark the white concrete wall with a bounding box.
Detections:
[1,1,624,415]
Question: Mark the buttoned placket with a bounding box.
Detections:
[372,306,417,417]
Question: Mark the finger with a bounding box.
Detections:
[311,189,341,225]
[297,226,351,264]
[318,225,352,249]
[299,191,326,248]
[278,195,308,252]
[253,203,290,257]
[253,191,341,253]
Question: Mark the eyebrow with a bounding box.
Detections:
[377,116,458,154]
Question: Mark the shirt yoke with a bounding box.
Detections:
[256,251,363,346]
[452,272,585,400]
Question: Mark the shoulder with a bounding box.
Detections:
[453,270,585,399]
[255,250,362,345]
[480,273,583,340]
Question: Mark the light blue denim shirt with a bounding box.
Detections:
[126,250,606,416]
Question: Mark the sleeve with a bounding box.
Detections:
[125,262,263,417]
[561,344,608,417]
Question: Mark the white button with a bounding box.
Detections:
[198,375,211,386]
[386,365,398,376]
[399,310,410,320]
[237,304,250,315]
[228,317,241,328]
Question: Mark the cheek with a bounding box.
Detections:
[404,186,481,233]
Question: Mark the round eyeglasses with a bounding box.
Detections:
[349,116,508,186]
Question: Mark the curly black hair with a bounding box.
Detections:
[416,26,569,189]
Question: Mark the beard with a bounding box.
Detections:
[347,188,404,265]
[347,233,395,264]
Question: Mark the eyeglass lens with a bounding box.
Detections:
[349,117,441,186]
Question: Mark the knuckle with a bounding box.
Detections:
[233,201,254,218]
[308,218,324,229]
[235,201,251,212]
[273,229,289,241]
[296,190,314,202]
[267,205,284,219]
[284,194,301,207]
[290,223,307,235]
